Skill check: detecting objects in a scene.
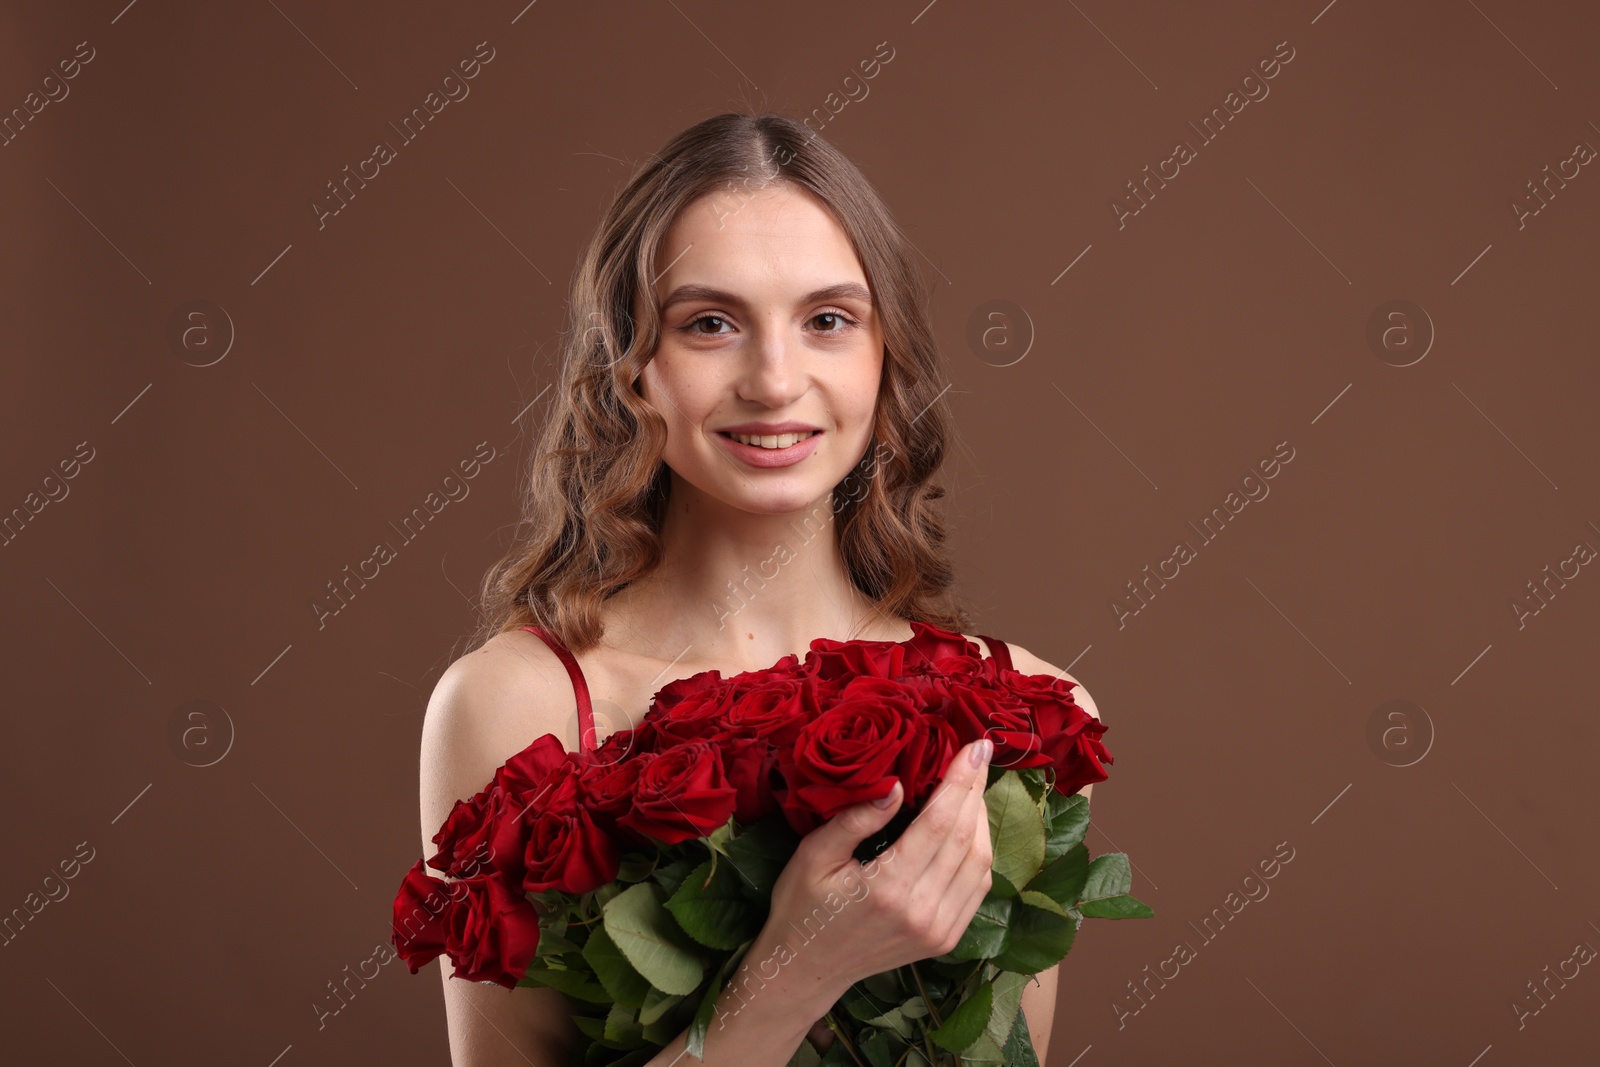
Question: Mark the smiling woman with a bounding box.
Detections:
[410,112,1099,1067]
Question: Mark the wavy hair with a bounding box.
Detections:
[472,112,969,654]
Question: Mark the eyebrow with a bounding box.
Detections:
[658,281,874,313]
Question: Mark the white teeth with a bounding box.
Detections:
[728,430,816,449]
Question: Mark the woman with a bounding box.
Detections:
[415,112,1100,1065]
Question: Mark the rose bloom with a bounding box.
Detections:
[998,670,1113,795]
[391,860,541,989]
[777,678,924,834]
[720,675,818,749]
[428,734,580,884]
[616,742,739,845]
[634,673,736,752]
[576,755,652,846]
[520,773,621,895]
[894,712,962,808]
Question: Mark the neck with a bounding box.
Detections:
[603,473,908,672]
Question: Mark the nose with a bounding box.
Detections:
[734,318,807,409]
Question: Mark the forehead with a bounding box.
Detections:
[651,183,869,303]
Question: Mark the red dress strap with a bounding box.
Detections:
[520,625,597,755]
[974,633,1014,671]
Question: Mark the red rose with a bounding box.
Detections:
[777,678,922,834]
[804,636,907,683]
[427,785,529,883]
[943,679,1049,770]
[392,860,541,989]
[727,653,804,693]
[638,675,736,751]
[590,727,636,769]
[720,676,817,749]
[902,622,986,676]
[495,733,571,797]
[520,780,621,895]
[895,712,961,808]
[717,734,782,824]
[997,670,1113,794]
[577,755,652,845]
[617,742,739,845]
[392,859,454,973]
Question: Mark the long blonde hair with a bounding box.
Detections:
[472,112,969,654]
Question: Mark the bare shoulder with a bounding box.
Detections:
[417,630,587,1064]
[418,629,583,854]
[964,632,1100,722]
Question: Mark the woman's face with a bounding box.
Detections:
[638,182,885,516]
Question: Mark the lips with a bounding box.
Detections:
[714,428,824,469]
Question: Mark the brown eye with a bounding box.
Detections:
[812,309,859,333]
[684,314,731,335]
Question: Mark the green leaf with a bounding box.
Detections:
[957,1034,1007,1065]
[723,815,803,897]
[787,1040,824,1067]
[603,1001,646,1047]
[687,940,751,1058]
[1078,893,1155,919]
[653,856,699,898]
[860,1029,897,1067]
[999,1002,1041,1067]
[533,928,582,958]
[1026,842,1089,908]
[518,964,610,1002]
[861,1005,914,1040]
[616,851,659,882]
[1079,853,1133,905]
[1043,792,1090,863]
[602,882,705,995]
[984,771,1046,893]
[639,984,684,1026]
[581,925,652,1009]
[948,890,1015,960]
[1017,769,1049,804]
[571,1014,607,1041]
[990,900,1077,973]
[666,859,760,950]
[1018,889,1068,917]
[820,1043,856,1067]
[930,979,993,1052]
[982,970,1030,1053]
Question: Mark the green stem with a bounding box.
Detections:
[908,961,944,1028]
[825,1010,870,1067]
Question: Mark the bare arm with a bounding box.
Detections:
[419,635,587,1065]
[1005,644,1104,1066]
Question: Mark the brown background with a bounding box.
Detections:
[3,1,1596,1064]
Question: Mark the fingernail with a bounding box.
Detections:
[873,782,900,808]
[969,739,992,767]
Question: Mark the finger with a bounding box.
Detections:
[896,739,990,863]
[801,780,904,870]
[931,851,994,952]
[909,760,989,891]
[898,739,992,883]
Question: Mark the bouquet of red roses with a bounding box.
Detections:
[392,623,1150,1066]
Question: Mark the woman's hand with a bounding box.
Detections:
[759,737,996,1025]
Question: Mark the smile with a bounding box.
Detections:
[721,430,819,449]
[714,429,823,468]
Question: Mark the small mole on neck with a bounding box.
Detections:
[746,632,754,640]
